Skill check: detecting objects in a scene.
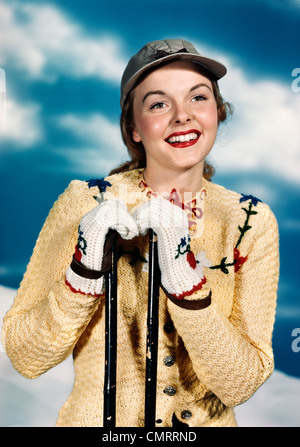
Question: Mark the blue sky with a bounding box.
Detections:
[1,0,300,377]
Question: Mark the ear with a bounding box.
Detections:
[132,128,142,143]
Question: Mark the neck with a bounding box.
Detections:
[143,164,204,199]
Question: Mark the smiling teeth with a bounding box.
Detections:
[167,132,198,143]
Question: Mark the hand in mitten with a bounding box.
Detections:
[66,199,138,296]
[133,196,211,300]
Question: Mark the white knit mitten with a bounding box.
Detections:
[66,199,138,296]
[133,197,211,299]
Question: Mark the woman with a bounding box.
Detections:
[2,39,279,427]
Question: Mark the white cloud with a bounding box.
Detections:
[59,113,122,147]
[56,113,126,174]
[1,1,127,83]
[1,96,42,147]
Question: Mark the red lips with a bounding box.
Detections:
[165,129,201,148]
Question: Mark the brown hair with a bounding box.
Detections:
[110,63,233,180]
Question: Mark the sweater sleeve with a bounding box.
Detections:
[1,181,102,379]
[167,204,279,407]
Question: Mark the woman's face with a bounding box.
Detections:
[132,60,218,176]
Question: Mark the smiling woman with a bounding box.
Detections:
[2,39,279,428]
[114,51,232,183]
[130,61,219,196]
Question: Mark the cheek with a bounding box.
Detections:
[133,116,164,143]
[199,104,218,132]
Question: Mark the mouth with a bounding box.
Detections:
[165,129,201,148]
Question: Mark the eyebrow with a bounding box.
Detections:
[142,83,212,103]
[190,83,212,92]
[142,90,165,103]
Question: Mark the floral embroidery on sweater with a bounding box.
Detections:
[210,194,261,274]
[86,178,112,203]
[86,178,112,193]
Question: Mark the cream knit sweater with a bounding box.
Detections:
[2,169,279,427]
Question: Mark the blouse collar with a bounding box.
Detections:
[136,169,207,236]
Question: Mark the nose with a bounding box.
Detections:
[173,102,192,125]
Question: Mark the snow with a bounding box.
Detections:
[1,285,300,427]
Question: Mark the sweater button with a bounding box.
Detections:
[163,321,174,333]
[163,386,176,396]
[164,355,175,367]
[181,410,192,420]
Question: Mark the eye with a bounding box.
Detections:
[192,94,207,102]
[150,101,166,110]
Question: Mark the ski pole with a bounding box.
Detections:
[103,231,118,427]
[144,230,161,427]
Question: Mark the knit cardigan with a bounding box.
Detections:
[2,169,279,427]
